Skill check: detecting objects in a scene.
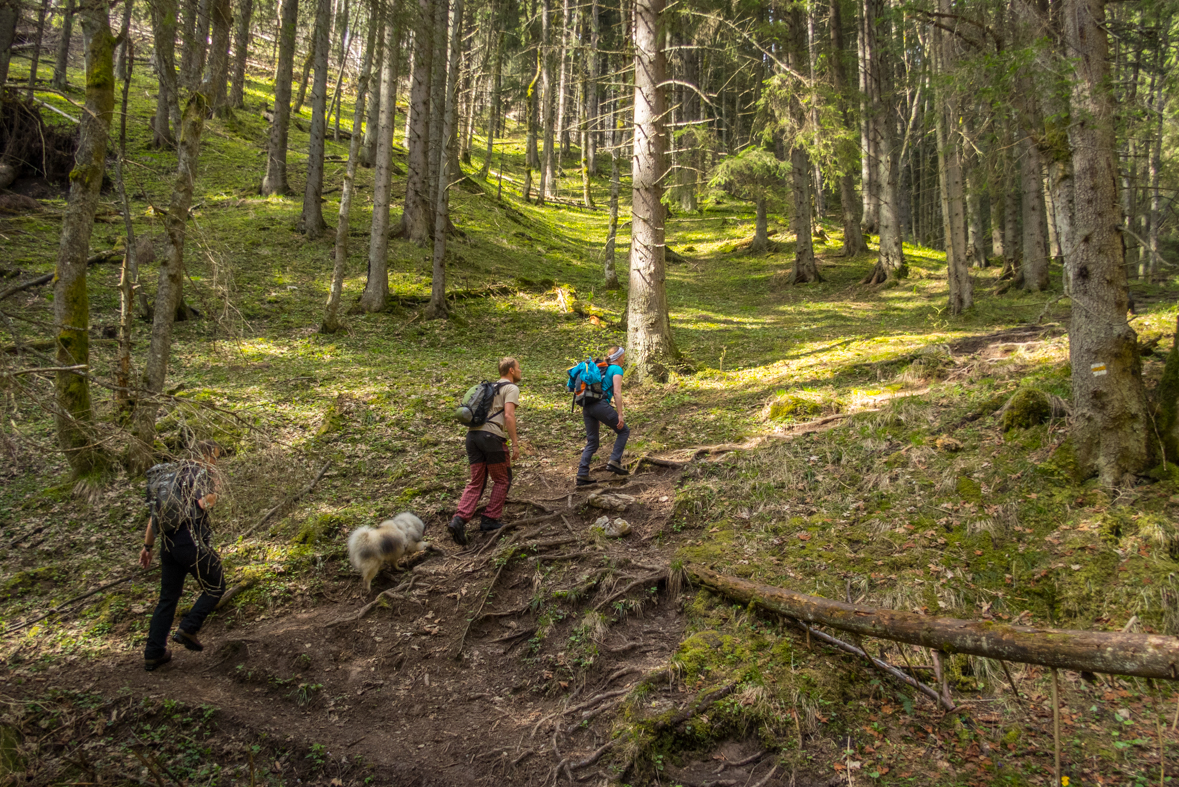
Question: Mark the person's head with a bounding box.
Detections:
[499,356,522,383]
[193,440,224,465]
[606,346,625,367]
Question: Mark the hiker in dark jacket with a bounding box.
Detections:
[577,346,630,486]
[139,441,226,671]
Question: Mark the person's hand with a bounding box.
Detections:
[510,447,519,464]
[617,417,625,430]
[139,547,153,569]
[199,492,218,510]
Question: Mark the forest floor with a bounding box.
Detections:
[4,55,1179,787]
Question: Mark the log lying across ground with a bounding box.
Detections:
[689,565,1179,680]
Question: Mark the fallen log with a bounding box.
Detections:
[0,249,122,303]
[689,565,1179,680]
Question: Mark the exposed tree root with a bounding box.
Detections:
[324,575,421,628]
[593,570,666,612]
[454,549,515,657]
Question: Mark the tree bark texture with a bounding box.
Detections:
[861,0,905,286]
[179,0,200,87]
[53,0,77,89]
[27,0,52,97]
[539,0,556,202]
[425,0,464,321]
[206,0,233,114]
[1018,136,1050,291]
[360,6,399,312]
[689,565,1179,680]
[829,0,867,256]
[262,0,298,195]
[400,0,434,243]
[603,149,620,289]
[479,26,504,180]
[298,0,332,238]
[323,0,376,334]
[626,0,677,383]
[789,148,821,284]
[358,8,385,167]
[857,0,879,235]
[53,0,115,478]
[135,92,209,452]
[1062,0,1152,486]
[751,196,768,254]
[150,0,180,148]
[425,0,446,212]
[934,0,971,315]
[229,0,255,108]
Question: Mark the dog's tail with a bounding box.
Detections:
[347,527,379,571]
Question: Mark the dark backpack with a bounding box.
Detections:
[566,358,608,410]
[455,381,507,427]
[146,462,203,533]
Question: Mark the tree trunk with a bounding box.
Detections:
[861,0,905,286]
[150,0,180,148]
[292,49,314,114]
[329,0,349,141]
[179,0,200,86]
[603,149,620,289]
[360,7,399,312]
[586,0,600,176]
[990,194,1004,262]
[229,0,255,108]
[789,148,822,283]
[750,196,769,254]
[190,0,213,89]
[828,0,867,256]
[358,8,385,167]
[1147,42,1165,280]
[934,0,971,314]
[965,167,986,268]
[323,0,376,334]
[27,0,52,97]
[425,0,464,321]
[689,565,1179,680]
[206,0,233,114]
[298,0,332,239]
[479,25,504,179]
[1018,136,1049,291]
[523,40,540,201]
[114,6,137,410]
[556,0,571,157]
[1063,0,1152,486]
[52,0,77,89]
[262,0,297,195]
[53,0,115,480]
[857,0,879,235]
[425,0,446,213]
[539,0,556,203]
[399,0,434,243]
[626,0,677,383]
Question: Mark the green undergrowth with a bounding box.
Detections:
[4,48,1179,787]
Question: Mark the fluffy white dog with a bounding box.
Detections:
[347,513,429,592]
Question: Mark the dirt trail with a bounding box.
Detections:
[59,464,697,786]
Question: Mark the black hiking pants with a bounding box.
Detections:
[145,525,225,660]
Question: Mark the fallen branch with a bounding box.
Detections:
[488,626,535,645]
[240,461,332,538]
[3,569,158,636]
[690,565,1179,680]
[213,577,257,610]
[0,250,122,302]
[786,619,950,711]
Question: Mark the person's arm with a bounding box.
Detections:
[139,520,155,569]
[197,467,218,510]
[503,401,519,462]
[613,376,624,429]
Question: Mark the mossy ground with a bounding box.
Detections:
[3,51,1179,786]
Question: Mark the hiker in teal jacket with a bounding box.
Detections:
[576,346,630,485]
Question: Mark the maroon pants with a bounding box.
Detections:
[456,431,512,521]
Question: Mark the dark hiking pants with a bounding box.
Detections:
[145,526,225,660]
[578,399,630,477]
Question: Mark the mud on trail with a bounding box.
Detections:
[28,461,754,786]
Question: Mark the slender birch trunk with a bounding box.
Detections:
[324,0,377,333]
[53,0,115,479]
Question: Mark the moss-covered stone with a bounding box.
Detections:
[1002,388,1051,431]
[765,391,826,421]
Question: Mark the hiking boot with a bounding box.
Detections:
[172,630,204,652]
[144,649,172,672]
[576,476,596,487]
[479,516,505,532]
[606,460,629,476]
[448,515,469,546]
